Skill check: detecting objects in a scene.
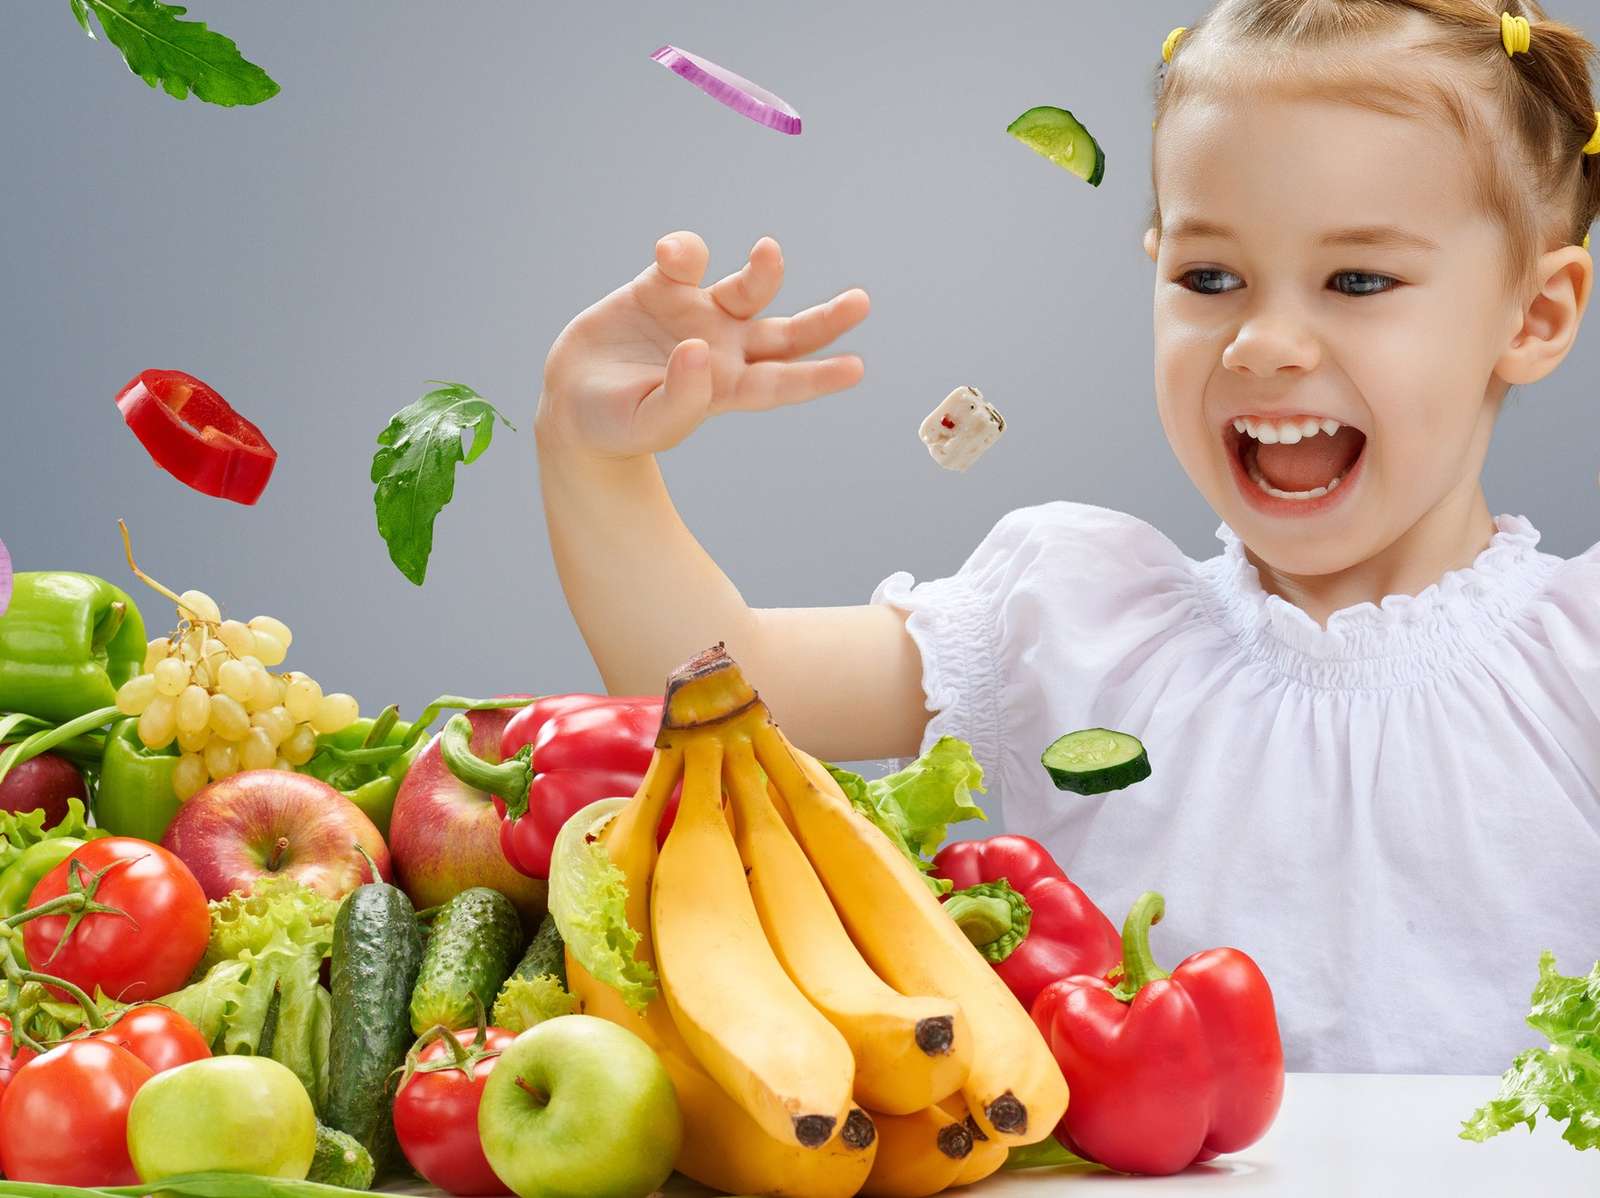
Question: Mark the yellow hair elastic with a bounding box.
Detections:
[1163,26,1187,64]
[1501,12,1531,57]
[1584,111,1600,156]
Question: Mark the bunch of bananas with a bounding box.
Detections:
[566,646,1068,1197]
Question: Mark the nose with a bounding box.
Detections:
[1221,306,1321,377]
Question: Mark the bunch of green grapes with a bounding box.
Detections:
[113,589,360,800]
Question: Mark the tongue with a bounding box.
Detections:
[1255,427,1364,492]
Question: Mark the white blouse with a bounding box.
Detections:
[874,502,1600,1075]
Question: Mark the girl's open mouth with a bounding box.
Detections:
[1222,416,1367,517]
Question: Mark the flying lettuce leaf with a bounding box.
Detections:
[1462,950,1600,1152]
[825,736,988,896]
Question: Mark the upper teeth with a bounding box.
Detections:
[1232,416,1342,445]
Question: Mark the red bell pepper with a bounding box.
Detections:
[115,369,277,505]
[932,834,1122,1014]
[438,694,677,879]
[1030,891,1284,1175]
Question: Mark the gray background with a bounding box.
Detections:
[3,1,1596,746]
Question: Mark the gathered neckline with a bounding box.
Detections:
[1195,514,1560,691]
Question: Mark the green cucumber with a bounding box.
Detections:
[308,1122,375,1190]
[1007,105,1105,186]
[1041,729,1150,795]
[325,876,423,1172]
[409,887,524,1035]
[510,911,568,987]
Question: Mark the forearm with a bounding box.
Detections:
[536,412,760,695]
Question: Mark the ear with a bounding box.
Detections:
[1143,227,1160,262]
[1496,246,1592,385]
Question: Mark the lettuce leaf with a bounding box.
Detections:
[492,974,579,1034]
[547,799,657,1013]
[0,798,103,875]
[160,933,330,1112]
[201,877,336,972]
[825,736,987,896]
[1462,951,1600,1152]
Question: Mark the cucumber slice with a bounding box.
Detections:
[1041,729,1150,794]
[1006,106,1105,187]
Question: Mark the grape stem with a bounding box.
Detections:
[117,518,206,621]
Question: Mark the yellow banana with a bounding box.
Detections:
[859,1104,974,1198]
[724,733,974,1115]
[565,750,876,1198]
[938,1095,1009,1188]
[752,720,1069,1147]
[652,731,857,1148]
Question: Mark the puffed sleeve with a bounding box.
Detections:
[871,501,1202,779]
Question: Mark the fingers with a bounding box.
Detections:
[745,288,870,362]
[653,231,711,287]
[727,355,865,413]
[633,339,715,451]
[710,236,785,319]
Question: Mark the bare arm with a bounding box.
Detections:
[535,427,930,762]
[535,232,932,762]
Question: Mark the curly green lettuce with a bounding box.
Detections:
[0,798,103,875]
[201,877,336,972]
[825,736,988,896]
[1462,951,1600,1152]
[547,798,657,1013]
[493,974,579,1034]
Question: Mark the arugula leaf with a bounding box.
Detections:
[1461,951,1600,1152]
[73,0,279,107]
[371,382,515,586]
[825,736,988,896]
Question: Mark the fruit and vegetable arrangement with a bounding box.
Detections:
[0,535,1295,1197]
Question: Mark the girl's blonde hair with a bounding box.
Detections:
[1152,0,1600,296]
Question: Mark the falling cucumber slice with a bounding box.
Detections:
[1041,729,1149,795]
[1007,106,1105,187]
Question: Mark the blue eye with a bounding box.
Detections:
[1180,269,1244,295]
[1330,271,1397,296]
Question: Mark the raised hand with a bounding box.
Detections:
[539,231,870,459]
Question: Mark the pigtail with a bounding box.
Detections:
[1491,3,1600,244]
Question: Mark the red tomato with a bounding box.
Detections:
[90,1004,211,1074]
[393,1027,515,1196]
[0,1038,152,1185]
[22,837,208,1002]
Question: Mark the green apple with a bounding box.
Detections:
[479,1014,682,1198]
[127,1055,317,1182]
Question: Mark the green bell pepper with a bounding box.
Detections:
[0,837,84,918]
[297,711,417,837]
[96,718,180,842]
[0,573,147,723]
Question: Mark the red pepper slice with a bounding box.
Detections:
[116,370,277,505]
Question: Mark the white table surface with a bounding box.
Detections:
[383,1073,1596,1197]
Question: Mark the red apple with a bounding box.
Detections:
[389,703,547,926]
[0,753,84,829]
[161,770,390,902]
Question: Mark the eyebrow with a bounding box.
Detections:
[1164,219,1439,252]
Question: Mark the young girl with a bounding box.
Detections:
[534,0,1599,1076]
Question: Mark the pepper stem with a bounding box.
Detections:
[1111,891,1170,1001]
[942,881,1032,964]
[438,715,533,815]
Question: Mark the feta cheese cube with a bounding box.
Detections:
[919,386,1005,472]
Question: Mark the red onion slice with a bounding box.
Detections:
[0,535,10,619]
[650,45,802,135]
